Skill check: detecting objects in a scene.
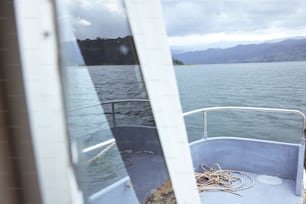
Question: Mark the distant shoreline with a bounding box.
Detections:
[175,60,306,66]
[174,39,306,65]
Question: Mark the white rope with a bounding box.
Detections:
[195,163,255,195]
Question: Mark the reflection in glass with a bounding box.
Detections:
[56,0,176,203]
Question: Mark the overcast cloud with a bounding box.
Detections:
[66,0,131,39]
[162,0,306,35]
[65,0,306,51]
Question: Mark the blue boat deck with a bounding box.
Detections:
[125,143,303,204]
[124,152,169,201]
[125,152,303,204]
[200,171,302,204]
[191,137,304,204]
[89,126,304,204]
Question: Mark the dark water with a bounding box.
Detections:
[87,61,306,144]
[175,62,306,143]
[88,65,154,127]
[67,61,306,195]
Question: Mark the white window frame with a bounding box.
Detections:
[13,0,201,203]
[14,0,84,203]
[124,0,201,203]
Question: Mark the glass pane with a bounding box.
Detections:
[55,0,176,203]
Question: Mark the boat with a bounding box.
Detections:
[84,101,305,204]
[1,0,305,203]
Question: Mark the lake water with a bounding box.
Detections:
[87,61,306,143]
[66,61,306,195]
[175,61,306,143]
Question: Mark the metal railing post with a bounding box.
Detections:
[203,111,208,140]
[111,102,116,127]
[302,121,306,145]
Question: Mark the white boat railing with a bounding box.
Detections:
[71,99,150,154]
[69,99,150,127]
[101,99,150,127]
[81,105,306,153]
[82,138,115,153]
[183,106,306,143]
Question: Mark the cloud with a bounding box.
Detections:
[65,0,131,39]
[161,0,306,37]
[160,0,306,50]
[63,0,306,50]
[75,17,91,27]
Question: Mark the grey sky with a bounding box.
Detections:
[66,0,306,51]
[162,0,306,36]
[66,0,131,39]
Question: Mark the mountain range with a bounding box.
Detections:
[173,38,306,64]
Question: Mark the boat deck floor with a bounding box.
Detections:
[124,153,302,204]
[200,172,302,204]
[123,153,169,202]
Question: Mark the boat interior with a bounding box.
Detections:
[192,137,304,204]
[87,126,305,204]
[89,106,305,204]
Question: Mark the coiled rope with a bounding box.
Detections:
[142,163,254,204]
[195,163,254,196]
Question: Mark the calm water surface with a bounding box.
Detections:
[175,61,306,143]
[68,61,306,195]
